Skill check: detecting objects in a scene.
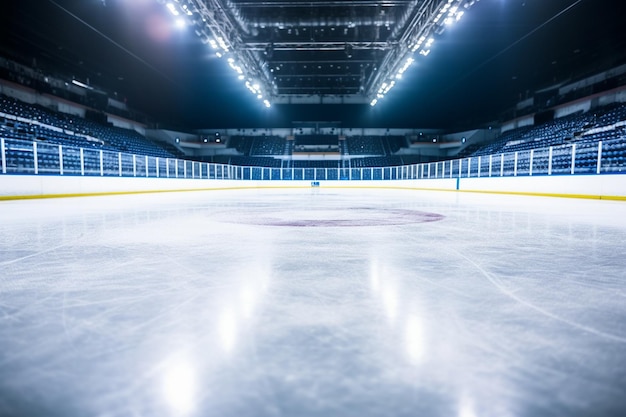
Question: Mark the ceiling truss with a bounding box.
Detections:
[165,0,481,105]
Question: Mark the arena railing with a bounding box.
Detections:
[0,137,624,181]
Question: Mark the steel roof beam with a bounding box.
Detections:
[273,74,363,78]
[243,42,395,51]
[232,1,413,8]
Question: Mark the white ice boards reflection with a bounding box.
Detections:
[0,188,625,417]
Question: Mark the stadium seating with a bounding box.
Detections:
[470,103,626,158]
[250,136,287,156]
[3,90,625,174]
[0,95,174,158]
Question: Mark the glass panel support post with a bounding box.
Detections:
[596,141,602,174]
[59,145,64,175]
[0,138,5,174]
[548,147,553,175]
[33,142,39,175]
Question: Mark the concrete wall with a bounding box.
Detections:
[501,115,534,133]
[554,101,592,119]
[1,174,624,200]
[1,78,146,133]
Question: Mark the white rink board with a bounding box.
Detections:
[0,174,625,199]
[460,174,626,197]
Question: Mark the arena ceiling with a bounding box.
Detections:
[2,0,626,128]
[182,0,481,105]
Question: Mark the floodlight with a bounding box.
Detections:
[345,45,353,59]
[181,4,193,16]
[71,79,93,90]
[166,3,179,16]
[216,37,229,52]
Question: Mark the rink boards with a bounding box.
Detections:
[0,173,625,200]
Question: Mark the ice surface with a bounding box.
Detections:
[0,188,625,417]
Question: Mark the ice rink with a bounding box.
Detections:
[1,187,625,417]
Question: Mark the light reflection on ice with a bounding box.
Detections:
[162,355,196,416]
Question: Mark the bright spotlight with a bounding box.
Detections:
[175,18,186,29]
[181,4,193,16]
[166,3,179,16]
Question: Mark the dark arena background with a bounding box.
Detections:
[1,1,626,416]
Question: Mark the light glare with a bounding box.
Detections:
[166,3,180,16]
[162,357,196,415]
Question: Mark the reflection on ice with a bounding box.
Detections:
[457,394,477,417]
[369,258,380,292]
[162,355,196,416]
[381,286,399,322]
[240,286,256,319]
[405,314,425,365]
[218,311,237,353]
[370,257,427,365]
[370,258,399,322]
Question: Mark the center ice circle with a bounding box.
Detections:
[222,207,444,227]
